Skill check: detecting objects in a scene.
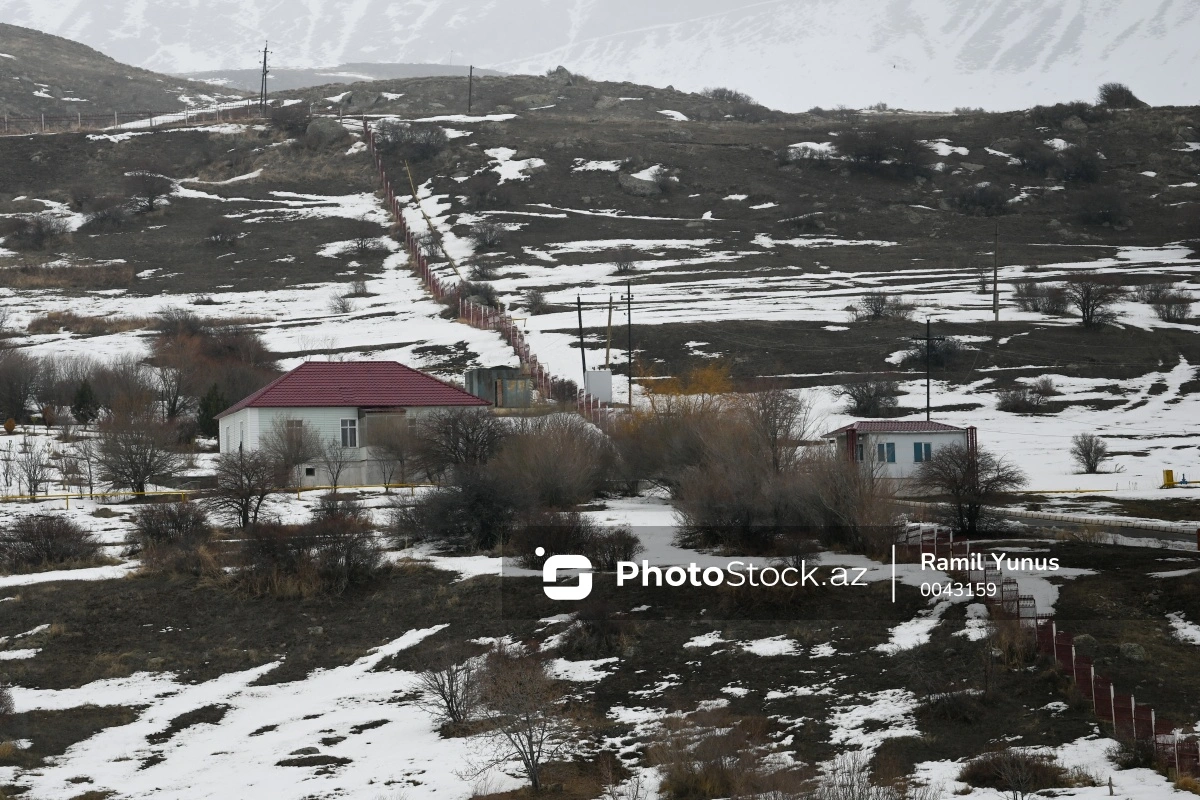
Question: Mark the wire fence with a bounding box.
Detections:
[1,100,264,136]
[934,550,1200,777]
[361,119,616,428]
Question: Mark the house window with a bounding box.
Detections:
[285,419,304,430]
[340,418,358,448]
[224,426,230,450]
[855,442,864,462]
[304,467,316,477]
[914,442,933,462]
[877,442,895,463]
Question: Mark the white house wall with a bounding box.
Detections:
[860,430,968,479]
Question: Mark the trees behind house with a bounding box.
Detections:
[209,449,277,528]
[369,417,415,489]
[261,418,322,486]
[912,443,1027,535]
[96,414,184,494]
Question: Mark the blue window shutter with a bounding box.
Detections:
[914,442,923,462]
[924,442,932,461]
[886,442,896,462]
[877,443,885,462]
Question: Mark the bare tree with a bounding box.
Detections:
[209,449,276,528]
[320,439,355,491]
[261,418,322,486]
[739,387,811,474]
[74,438,98,497]
[368,417,413,490]
[0,349,40,423]
[95,414,184,494]
[1069,433,1111,474]
[415,408,506,478]
[416,656,481,725]
[912,443,1027,535]
[0,440,12,494]
[834,376,900,416]
[1064,278,1126,327]
[471,646,571,791]
[16,433,53,496]
[124,171,173,213]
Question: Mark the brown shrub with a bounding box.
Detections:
[0,263,134,290]
[0,515,100,572]
[27,311,154,336]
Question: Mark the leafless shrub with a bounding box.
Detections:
[132,501,215,573]
[1064,277,1126,327]
[958,750,1078,799]
[204,220,239,247]
[613,246,636,274]
[900,336,963,369]
[414,407,506,478]
[1077,187,1128,227]
[320,440,356,492]
[388,468,517,551]
[236,518,383,598]
[1012,281,1069,314]
[208,449,277,528]
[15,433,52,495]
[415,230,442,259]
[955,183,1011,216]
[996,387,1046,413]
[375,121,448,162]
[523,289,548,315]
[835,376,900,416]
[491,414,612,509]
[469,220,506,249]
[260,418,322,487]
[4,213,70,250]
[0,515,99,572]
[509,512,641,570]
[469,261,498,280]
[124,171,174,213]
[850,292,914,321]
[416,654,480,725]
[1097,82,1145,109]
[267,103,313,136]
[329,293,355,314]
[1150,289,1192,322]
[1070,432,1111,473]
[701,87,755,105]
[469,645,571,791]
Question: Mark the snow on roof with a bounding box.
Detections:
[821,420,968,437]
[217,360,489,418]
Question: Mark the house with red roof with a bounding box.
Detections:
[217,361,489,486]
[821,420,977,480]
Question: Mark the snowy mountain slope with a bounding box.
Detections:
[3,0,1196,112]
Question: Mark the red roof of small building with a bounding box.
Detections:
[821,420,967,438]
[217,361,490,418]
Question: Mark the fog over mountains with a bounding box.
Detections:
[4,0,1197,111]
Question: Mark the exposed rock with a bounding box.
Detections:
[290,747,320,756]
[305,118,349,145]
[991,138,1020,152]
[960,162,986,172]
[1063,116,1088,132]
[618,172,661,197]
[594,96,622,111]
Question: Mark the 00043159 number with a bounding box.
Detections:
[920,581,997,599]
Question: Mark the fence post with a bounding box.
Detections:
[1130,695,1136,740]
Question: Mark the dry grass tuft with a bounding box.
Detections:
[0,263,134,290]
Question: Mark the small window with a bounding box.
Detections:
[285,419,304,430]
[304,467,316,477]
[340,418,358,448]
[914,442,933,462]
[855,442,864,462]
[877,442,895,463]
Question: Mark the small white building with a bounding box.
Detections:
[821,420,976,480]
[217,360,490,486]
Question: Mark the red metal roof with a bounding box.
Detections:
[217,361,490,418]
[821,420,967,438]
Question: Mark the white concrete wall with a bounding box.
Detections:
[859,430,968,479]
[220,404,471,487]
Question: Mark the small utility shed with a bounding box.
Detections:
[217,361,489,486]
[822,420,976,480]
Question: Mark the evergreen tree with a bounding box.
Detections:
[197,384,226,439]
[70,379,99,427]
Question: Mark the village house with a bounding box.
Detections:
[821,420,977,480]
[216,360,490,486]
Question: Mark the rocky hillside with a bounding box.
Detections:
[0,23,245,116]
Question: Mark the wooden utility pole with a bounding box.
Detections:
[626,281,633,407]
[605,294,613,368]
[992,220,999,322]
[259,41,271,109]
[576,296,588,380]
[910,319,945,421]
[467,65,474,114]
